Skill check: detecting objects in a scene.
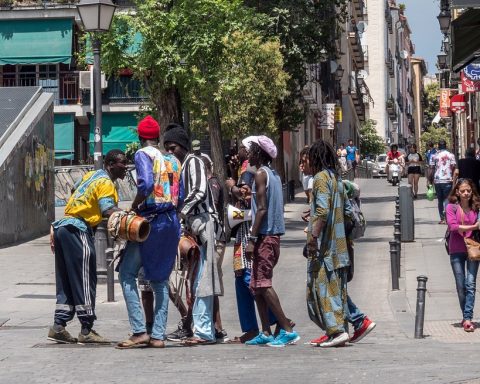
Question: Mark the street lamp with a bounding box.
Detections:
[77,0,116,300]
[335,65,345,80]
[77,0,116,170]
[437,51,448,70]
[437,9,451,35]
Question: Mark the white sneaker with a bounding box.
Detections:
[319,332,349,348]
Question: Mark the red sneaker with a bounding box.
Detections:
[309,334,329,346]
[349,317,376,343]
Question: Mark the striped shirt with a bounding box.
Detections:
[180,153,212,217]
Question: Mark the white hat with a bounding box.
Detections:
[242,135,277,159]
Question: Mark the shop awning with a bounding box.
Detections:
[0,19,73,65]
[54,114,75,160]
[451,9,480,72]
[89,112,138,155]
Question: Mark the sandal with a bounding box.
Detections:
[231,330,258,344]
[116,333,150,349]
[182,337,216,346]
[149,338,166,348]
[463,320,475,332]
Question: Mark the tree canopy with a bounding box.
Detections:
[360,119,385,156]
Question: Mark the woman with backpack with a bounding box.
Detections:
[445,178,480,332]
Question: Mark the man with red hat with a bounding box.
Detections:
[117,115,182,349]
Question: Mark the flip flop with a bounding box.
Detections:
[115,336,150,349]
[182,337,216,346]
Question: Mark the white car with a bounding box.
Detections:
[372,154,387,178]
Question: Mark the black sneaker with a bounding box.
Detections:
[47,326,78,344]
[166,322,193,342]
[215,329,230,344]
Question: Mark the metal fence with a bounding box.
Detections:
[54,165,137,207]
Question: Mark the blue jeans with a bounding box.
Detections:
[235,268,277,333]
[347,296,365,330]
[192,243,215,341]
[434,183,452,220]
[450,253,479,320]
[119,242,170,340]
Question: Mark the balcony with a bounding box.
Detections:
[348,75,366,121]
[352,0,366,20]
[386,96,397,120]
[385,49,394,77]
[362,45,368,62]
[1,70,80,105]
[385,4,393,33]
[82,75,148,105]
[0,1,78,9]
[348,23,364,69]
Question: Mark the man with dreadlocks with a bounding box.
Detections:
[243,135,300,347]
[306,139,375,348]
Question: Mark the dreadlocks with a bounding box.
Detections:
[309,139,339,176]
[250,142,272,165]
[299,146,309,164]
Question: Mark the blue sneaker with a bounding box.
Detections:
[245,332,274,346]
[267,329,300,347]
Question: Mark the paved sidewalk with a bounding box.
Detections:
[2,178,480,383]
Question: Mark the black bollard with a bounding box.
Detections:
[389,240,399,290]
[394,222,401,248]
[414,275,428,338]
[394,240,401,276]
[105,231,115,302]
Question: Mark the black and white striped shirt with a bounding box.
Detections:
[180,153,213,217]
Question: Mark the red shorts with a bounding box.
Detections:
[250,235,280,291]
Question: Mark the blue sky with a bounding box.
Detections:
[401,0,442,74]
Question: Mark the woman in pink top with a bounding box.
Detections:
[446,178,480,332]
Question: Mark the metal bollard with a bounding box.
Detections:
[399,182,415,241]
[414,275,428,338]
[394,222,401,250]
[394,240,401,276]
[389,240,400,290]
[106,246,115,302]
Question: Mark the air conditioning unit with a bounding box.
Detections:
[79,71,108,90]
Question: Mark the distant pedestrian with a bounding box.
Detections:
[299,146,313,203]
[346,139,358,177]
[117,116,182,349]
[406,144,423,198]
[453,148,480,191]
[430,140,456,224]
[243,135,300,347]
[306,139,375,347]
[48,150,127,344]
[445,178,480,332]
[425,141,437,187]
[337,143,348,173]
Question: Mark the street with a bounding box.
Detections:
[1,179,480,384]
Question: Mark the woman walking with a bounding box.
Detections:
[406,144,422,198]
[446,178,480,332]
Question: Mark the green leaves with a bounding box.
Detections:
[360,119,385,156]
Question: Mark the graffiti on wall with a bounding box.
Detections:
[24,136,54,215]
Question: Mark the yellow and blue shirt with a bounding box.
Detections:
[53,170,118,232]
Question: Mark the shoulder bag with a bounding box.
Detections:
[460,207,480,261]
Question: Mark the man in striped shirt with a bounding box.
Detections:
[164,124,221,345]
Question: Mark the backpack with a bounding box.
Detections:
[343,180,366,239]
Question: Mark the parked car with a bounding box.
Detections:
[372,154,387,178]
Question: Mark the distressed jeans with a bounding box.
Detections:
[119,242,170,340]
[450,252,479,320]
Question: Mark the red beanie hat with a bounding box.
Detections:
[137,115,160,139]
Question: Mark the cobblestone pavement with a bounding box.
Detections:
[2,179,480,384]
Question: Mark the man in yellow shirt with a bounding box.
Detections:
[48,149,127,344]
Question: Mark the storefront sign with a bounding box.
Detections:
[334,106,343,123]
[439,88,451,118]
[450,93,466,113]
[318,103,335,130]
[461,70,480,93]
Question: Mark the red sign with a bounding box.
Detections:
[450,93,466,113]
[439,88,451,118]
[461,72,480,93]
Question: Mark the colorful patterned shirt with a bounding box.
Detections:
[53,170,118,231]
[430,149,456,184]
[309,169,352,271]
[135,146,182,214]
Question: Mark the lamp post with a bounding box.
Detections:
[77,0,116,297]
[77,0,116,170]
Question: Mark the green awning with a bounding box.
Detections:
[89,113,138,155]
[54,114,75,160]
[0,19,73,65]
[451,9,480,72]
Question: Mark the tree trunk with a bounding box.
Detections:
[274,100,287,182]
[207,99,226,183]
[153,86,182,148]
